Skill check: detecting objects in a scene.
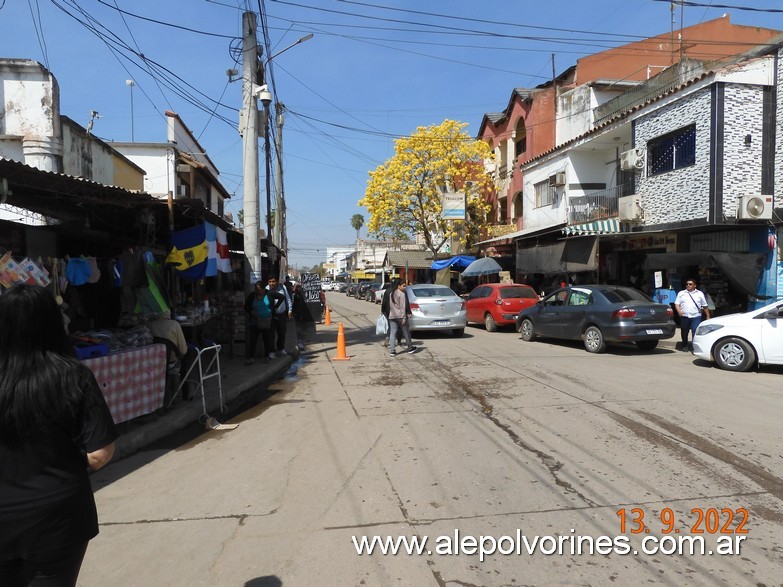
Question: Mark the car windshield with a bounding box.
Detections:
[410,286,457,298]
[499,286,537,299]
[600,287,653,303]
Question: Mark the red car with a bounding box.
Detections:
[465,283,539,331]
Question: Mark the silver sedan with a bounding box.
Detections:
[405,284,467,337]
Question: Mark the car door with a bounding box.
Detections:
[466,286,489,323]
[558,288,593,339]
[758,303,783,364]
[535,289,569,337]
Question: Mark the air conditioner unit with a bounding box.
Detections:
[618,195,642,220]
[620,148,645,171]
[737,194,773,220]
[548,172,566,187]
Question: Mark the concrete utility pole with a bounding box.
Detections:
[273,102,285,278]
[241,11,261,275]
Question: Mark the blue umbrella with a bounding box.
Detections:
[461,256,502,277]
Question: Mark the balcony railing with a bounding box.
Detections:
[568,184,631,224]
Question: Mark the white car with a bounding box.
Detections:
[692,300,783,371]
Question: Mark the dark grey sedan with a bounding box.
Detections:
[515,285,675,353]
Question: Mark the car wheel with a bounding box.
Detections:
[452,328,464,337]
[484,313,497,332]
[583,326,606,353]
[636,340,658,351]
[713,337,756,372]
[519,319,536,342]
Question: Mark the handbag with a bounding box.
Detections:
[256,316,272,330]
[375,314,389,335]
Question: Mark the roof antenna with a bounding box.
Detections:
[87,110,101,135]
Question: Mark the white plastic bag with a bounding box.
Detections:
[375,314,389,335]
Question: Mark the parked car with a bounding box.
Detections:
[405,284,467,337]
[356,282,372,299]
[692,300,783,371]
[466,283,539,332]
[516,285,675,353]
[345,283,358,297]
[373,283,393,304]
[365,282,383,301]
[337,282,348,293]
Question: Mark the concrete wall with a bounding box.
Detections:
[521,155,569,231]
[634,87,713,225]
[0,59,62,172]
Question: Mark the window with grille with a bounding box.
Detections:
[647,124,696,176]
[535,180,553,207]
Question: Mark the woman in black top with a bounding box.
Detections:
[0,284,118,587]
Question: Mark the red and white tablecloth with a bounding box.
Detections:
[83,344,166,424]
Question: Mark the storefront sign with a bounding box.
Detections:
[301,272,322,304]
[442,192,466,220]
[619,234,677,252]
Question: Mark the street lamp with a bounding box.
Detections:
[125,79,135,141]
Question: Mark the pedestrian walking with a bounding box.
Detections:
[244,281,283,364]
[0,284,118,586]
[386,279,416,357]
[674,278,711,351]
[380,281,401,348]
[291,283,311,351]
[266,276,293,358]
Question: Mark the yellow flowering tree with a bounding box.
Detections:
[359,120,494,257]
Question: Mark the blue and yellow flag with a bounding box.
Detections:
[165,224,208,281]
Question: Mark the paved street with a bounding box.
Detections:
[80,292,783,586]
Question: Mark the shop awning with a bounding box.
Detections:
[517,236,598,275]
[562,219,626,236]
[430,255,476,270]
[645,252,768,298]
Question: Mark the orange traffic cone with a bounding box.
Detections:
[333,322,350,361]
[324,305,332,325]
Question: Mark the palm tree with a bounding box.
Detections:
[350,214,365,281]
[350,214,364,241]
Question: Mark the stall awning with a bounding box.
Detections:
[517,236,598,275]
[645,252,768,298]
[562,219,626,236]
[431,255,476,270]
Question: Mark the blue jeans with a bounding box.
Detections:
[680,315,702,345]
[389,318,412,354]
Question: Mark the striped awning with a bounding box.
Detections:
[562,219,625,236]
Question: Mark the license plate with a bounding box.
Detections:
[433,320,450,326]
[646,329,663,335]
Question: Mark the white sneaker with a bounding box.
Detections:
[279,349,288,356]
[268,352,277,359]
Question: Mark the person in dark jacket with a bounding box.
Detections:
[244,281,284,364]
[386,279,416,356]
[0,284,118,586]
[380,282,401,348]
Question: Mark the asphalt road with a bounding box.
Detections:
[80,291,783,586]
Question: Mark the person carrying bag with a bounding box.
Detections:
[674,278,711,351]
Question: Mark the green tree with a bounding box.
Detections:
[359,120,494,257]
[350,214,364,241]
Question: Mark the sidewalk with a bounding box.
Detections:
[112,342,298,462]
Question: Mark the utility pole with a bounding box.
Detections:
[273,102,285,279]
[241,11,261,277]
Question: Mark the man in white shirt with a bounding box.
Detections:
[674,278,711,351]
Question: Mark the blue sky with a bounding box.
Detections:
[4,1,783,268]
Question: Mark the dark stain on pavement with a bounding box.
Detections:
[639,411,783,503]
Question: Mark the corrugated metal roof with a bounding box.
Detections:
[384,250,433,269]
